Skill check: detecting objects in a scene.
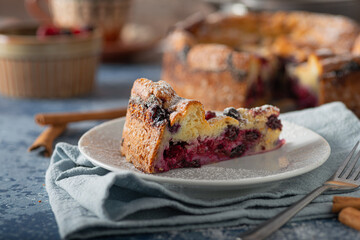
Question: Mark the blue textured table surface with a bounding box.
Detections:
[1,64,360,240]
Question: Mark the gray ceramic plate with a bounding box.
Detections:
[78,118,331,190]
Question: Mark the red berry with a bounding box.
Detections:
[72,28,82,35]
[37,25,60,37]
[205,111,216,120]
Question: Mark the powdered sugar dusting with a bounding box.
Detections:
[249,105,280,117]
[154,80,175,97]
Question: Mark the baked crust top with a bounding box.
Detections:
[166,11,360,62]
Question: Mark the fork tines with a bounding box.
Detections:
[336,141,360,180]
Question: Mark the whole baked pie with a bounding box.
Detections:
[162,11,360,116]
[121,78,284,173]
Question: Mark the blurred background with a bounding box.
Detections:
[0,0,215,63]
[0,0,359,99]
[0,0,359,64]
[2,0,359,25]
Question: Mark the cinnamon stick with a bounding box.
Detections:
[332,196,360,213]
[339,207,360,231]
[35,108,127,126]
[28,124,67,157]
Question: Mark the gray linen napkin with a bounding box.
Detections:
[46,102,360,239]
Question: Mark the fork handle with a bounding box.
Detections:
[239,185,331,240]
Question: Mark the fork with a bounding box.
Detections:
[238,141,360,240]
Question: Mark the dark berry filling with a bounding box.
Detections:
[154,128,263,172]
[259,56,269,67]
[246,77,266,107]
[245,130,260,141]
[230,144,246,158]
[223,107,241,120]
[163,142,187,159]
[266,115,282,130]
[205,111,217,120]
[182,159,201,168]
[168,123,181,133]
[148,104,169,126]
[224,125,240,140]
[289,78,318,109]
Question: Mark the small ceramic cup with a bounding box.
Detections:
[25,0,132,42]
[0,23,102,98]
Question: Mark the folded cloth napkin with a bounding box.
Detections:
[46,102,360,239]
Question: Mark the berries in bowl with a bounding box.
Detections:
[36,25,95,38]
[0,23,102,98]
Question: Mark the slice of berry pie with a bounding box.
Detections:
[121,78,285,173]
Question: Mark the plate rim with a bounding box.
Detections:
[78,117,331,188]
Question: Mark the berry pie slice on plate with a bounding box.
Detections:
[120,78,285,173]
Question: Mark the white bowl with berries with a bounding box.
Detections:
[0,23,102,98]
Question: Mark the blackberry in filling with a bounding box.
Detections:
[148,104,169,126]
[223,107,241,120]
[230,144,246,158]
[168,123,181,133]
[266,115,282,130]
[245,130,260,142]
[224,125,240,140]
